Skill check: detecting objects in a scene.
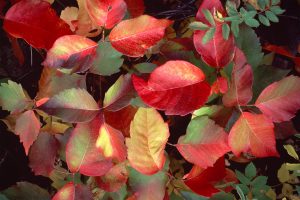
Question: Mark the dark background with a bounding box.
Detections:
[0,0,299,195]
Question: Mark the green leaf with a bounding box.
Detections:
[259,14,270,26]
[272,0,280,5]
[252,176,268,187]
[226,1,239,16]
[202,27,216,44]
[90,42,124,76]
[40,88,99,123]
[202,9,215,26]
[277,164,290,183]
[103,186,127,200]
[244,10,257,19]
[189,21,209,30]
[245,18,260,27]
[0,80,31,113]
[211,192,235,200]
[265,11,279,22]
[236,184,249,194]
[284,145,299,160]
[0,194,9,200]
[180,191,208,200]
[222,23,230,40]
[235,25,264,68]
[258,0,267,9]
[2,182,50,200]
[245,162,257,179]
[134,63,157,73]
[270,6,285,15]
[223,15,240,22]
[236,185,246,200]
[231,21,240,37]
[236,170,251,185]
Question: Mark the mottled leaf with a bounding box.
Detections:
[52,182,93,200]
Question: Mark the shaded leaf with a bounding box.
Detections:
[126,108,169,175]
[228,112,278,157]
[52,182,93,200]
[109,15,172,57]
[124,0,145,17]
[132,60,211,116]
[15,110,40,155]
[40,88,99,123]
[245,162,256,179]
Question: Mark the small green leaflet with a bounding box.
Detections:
[235,185,246,200]
[202,27,216,44]
[270,6,285,15]
[258,14,270,26]
[134,63,157,73]
[189,21,209,31]
[245,162,257,179]
[231,21,240,37]
[265,11,279,22]
[245,18,260,28]
[222,23,230,40]
[202,9,215,26]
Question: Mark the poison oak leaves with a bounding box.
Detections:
[109,15,172,57]
[132,60,211,116]
[3,0,72,49]
[126,108,169,175]
[193,0,235,68]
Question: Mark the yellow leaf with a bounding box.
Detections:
[286,163,300,171]
[284,145,299,160]
[277,164,291,183]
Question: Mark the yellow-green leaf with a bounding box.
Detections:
[284,145,299,160]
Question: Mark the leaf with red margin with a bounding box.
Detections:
[223,48,253,107]
[184,157,236,197]
[15,110,41,155]
[66,115,113,176]
[29,132,59,176]
[52,182,93,200]
[228,112,279,157]
[103,74,136,112]
[109,15,172,57]
[132,60,211,116]
[3,0,72,50]
[126,108,169,175]
[124,0,145,17]
[85,0,127,29]
[104,105,138,137]
[177,116,230,168]
[193,0,235,68]
[95,162,128,192]
[42,35,97,73]
[96,122,127,162]
[255,76,300,122]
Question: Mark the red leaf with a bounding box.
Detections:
[3,0,72,49]
[184,157,226,197]
[223,49,253,107]
[66,115,113,176]
[52,182,93,200]
[211,76,228,94]
[29,132,59,176]
[15,110,41,155]
[42,35,98,73]
[132,60,211,116]
[177,116,230,168]
[228,112,279,157]
[255,75,300,122]
[124,0,145,17]
[85,0,127,29]
[193,0,235,68]
[95,162,128,192]
[109,15,172,57]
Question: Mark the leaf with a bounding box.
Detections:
[42,35,98,73]
[29,132,59,176]
[103,74,135,111]
[37,67,86,99]
[265,11,279,22]
[3,0,71,49]
[126,108,169,175]
[39,88,99,123]
[124,0,145,17]
[277,164,290,183]
[109,15,172,57]
[222,23,230,40]
[85,0,127,29]
[235,185,246,200]
[15,110,40,155]
[90,42,124,76]
[134,63,157,73]
[132,60,211,116]
[0,80,31,113]
[128,165,168,200]
[245,162,257,179]
[60,7,79,32]
[202,9,215,26]
[258,14,270,26]
[235,170,251,185]
[244,18,260,28]
[95,162,128,192]
[52,182,93,200]
[223,48,253,107]
[193,0,235,68]
[283,145,299,160]
[235,25,264,69]
[270,6,285,15]
[66,116,113,176]
[2,182,50,200]
[231,21,240,37]
[228,112,278,157]
[202,27,216,44]
[176,116,230,168]
[189,21,209,30]
[255,76,300,122]
[252,176,268,186]
[96,122,127,162]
